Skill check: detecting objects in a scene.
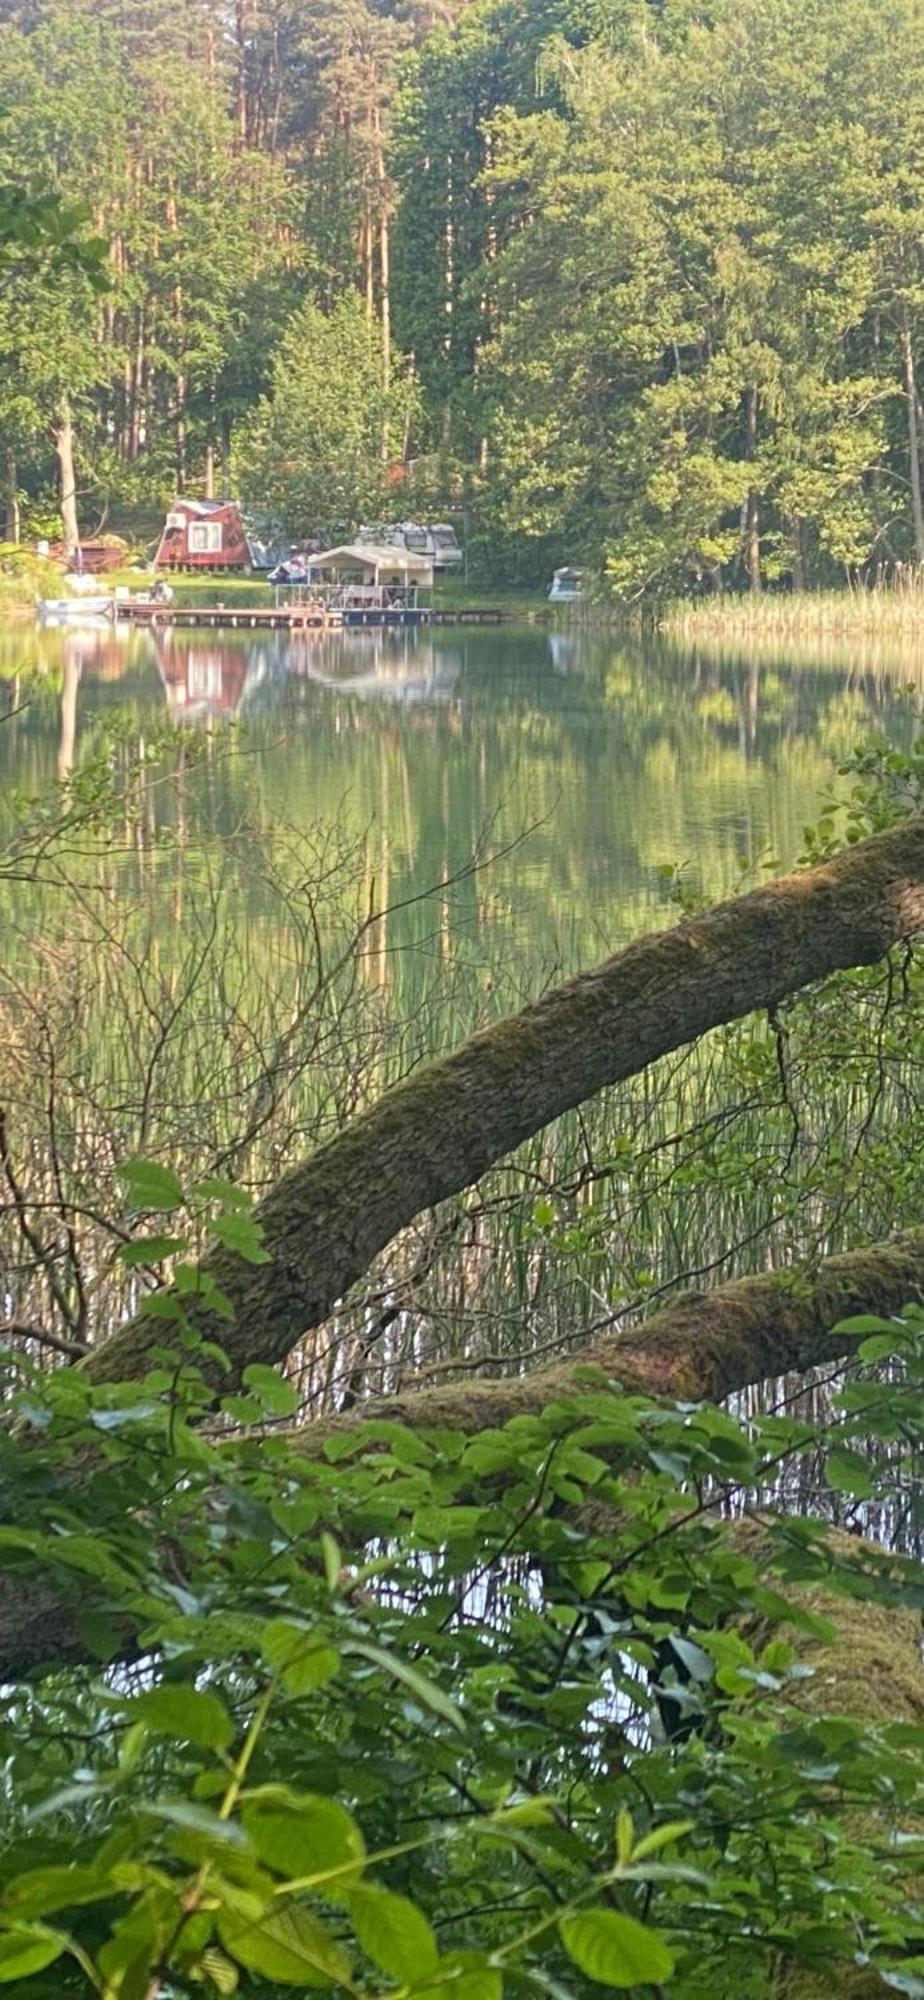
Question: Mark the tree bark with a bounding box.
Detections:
[745,384,761,592]
[901,304,924,565]
[55,398,79,558]
[86,815,924,1387]
[4,448,19,543]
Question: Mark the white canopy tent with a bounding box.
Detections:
[305,544,435,595]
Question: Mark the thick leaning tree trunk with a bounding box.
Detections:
[88,815,924,1387]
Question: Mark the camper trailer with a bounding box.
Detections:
[357,521,463,573]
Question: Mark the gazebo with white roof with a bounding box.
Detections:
[304,542,434,609]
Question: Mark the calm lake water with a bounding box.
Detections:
[1,617,918,972]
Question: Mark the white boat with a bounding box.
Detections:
[38,596,115,624]
[548,566,584,603]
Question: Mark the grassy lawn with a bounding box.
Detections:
[109,568,275,607]
[107,567,549,617]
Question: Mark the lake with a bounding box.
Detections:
[1,617,917,981]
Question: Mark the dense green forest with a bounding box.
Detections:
[4,0,924,593]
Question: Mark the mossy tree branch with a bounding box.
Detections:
[288,1226,924,1458]
[86,815,924,1386]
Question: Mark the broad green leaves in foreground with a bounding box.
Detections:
[4,1295,924,1992]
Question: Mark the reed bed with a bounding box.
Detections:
[662,578,924,644]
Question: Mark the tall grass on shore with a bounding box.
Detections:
[662,575,924,643]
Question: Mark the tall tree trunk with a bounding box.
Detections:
[745,384,761,592]
[373,106,391,435]
[87,814,924,1389]
[204,440,215,500]
[166,190,186,492]
[130,307,145,458]
[55,399,79,558]
[901,304,924,564]
[380,208,391,390]
[4,449,19,543]
[175,379,187,493]
[363,204,375,319]
[235,0,249,142]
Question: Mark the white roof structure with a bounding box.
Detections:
[306,543,434,586]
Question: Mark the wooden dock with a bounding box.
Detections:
[115,601,334,631]
[114,602,507,631]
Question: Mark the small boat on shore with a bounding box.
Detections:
[37,595,115,624]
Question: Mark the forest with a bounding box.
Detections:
[4,0,924,592]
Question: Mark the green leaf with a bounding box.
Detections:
[0,1929,66,1981]
[668,1636,714,1683]
[825,1448,874,1498]
[559,1910,675,1987]
[90,1402,160,1431]
[345,1641,465,1732]
[200,1947,240,1994]
[117,1235,186,1267]
[417,1950,502,2000]
[320,1531,342,1590]
[121,1684,234,1752]
[629,1821,693,1862]
[137,1800,249,1847]
[241,1363,298,1416]
[212,1213,271,1264]
[488,1799,557,1827]
[218,1902,351,1986]
[857,1334,904,1362]
[348,1883,439,1981]
[117,1159,184,1212]
[243,1792,365,1882]
[192,1177,253,1210]
[262,1622,339,1696]
[222,1395,264,1425]
[2,1865,113,1917]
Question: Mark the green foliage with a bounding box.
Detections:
[434,0,924,592]
[7,0,924,590]
[233,294,417,542]
[6,1128,924,2000]
[0,181,108,285]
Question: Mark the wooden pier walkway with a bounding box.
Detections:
[114,602,506,631]
[115,602,334,631]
